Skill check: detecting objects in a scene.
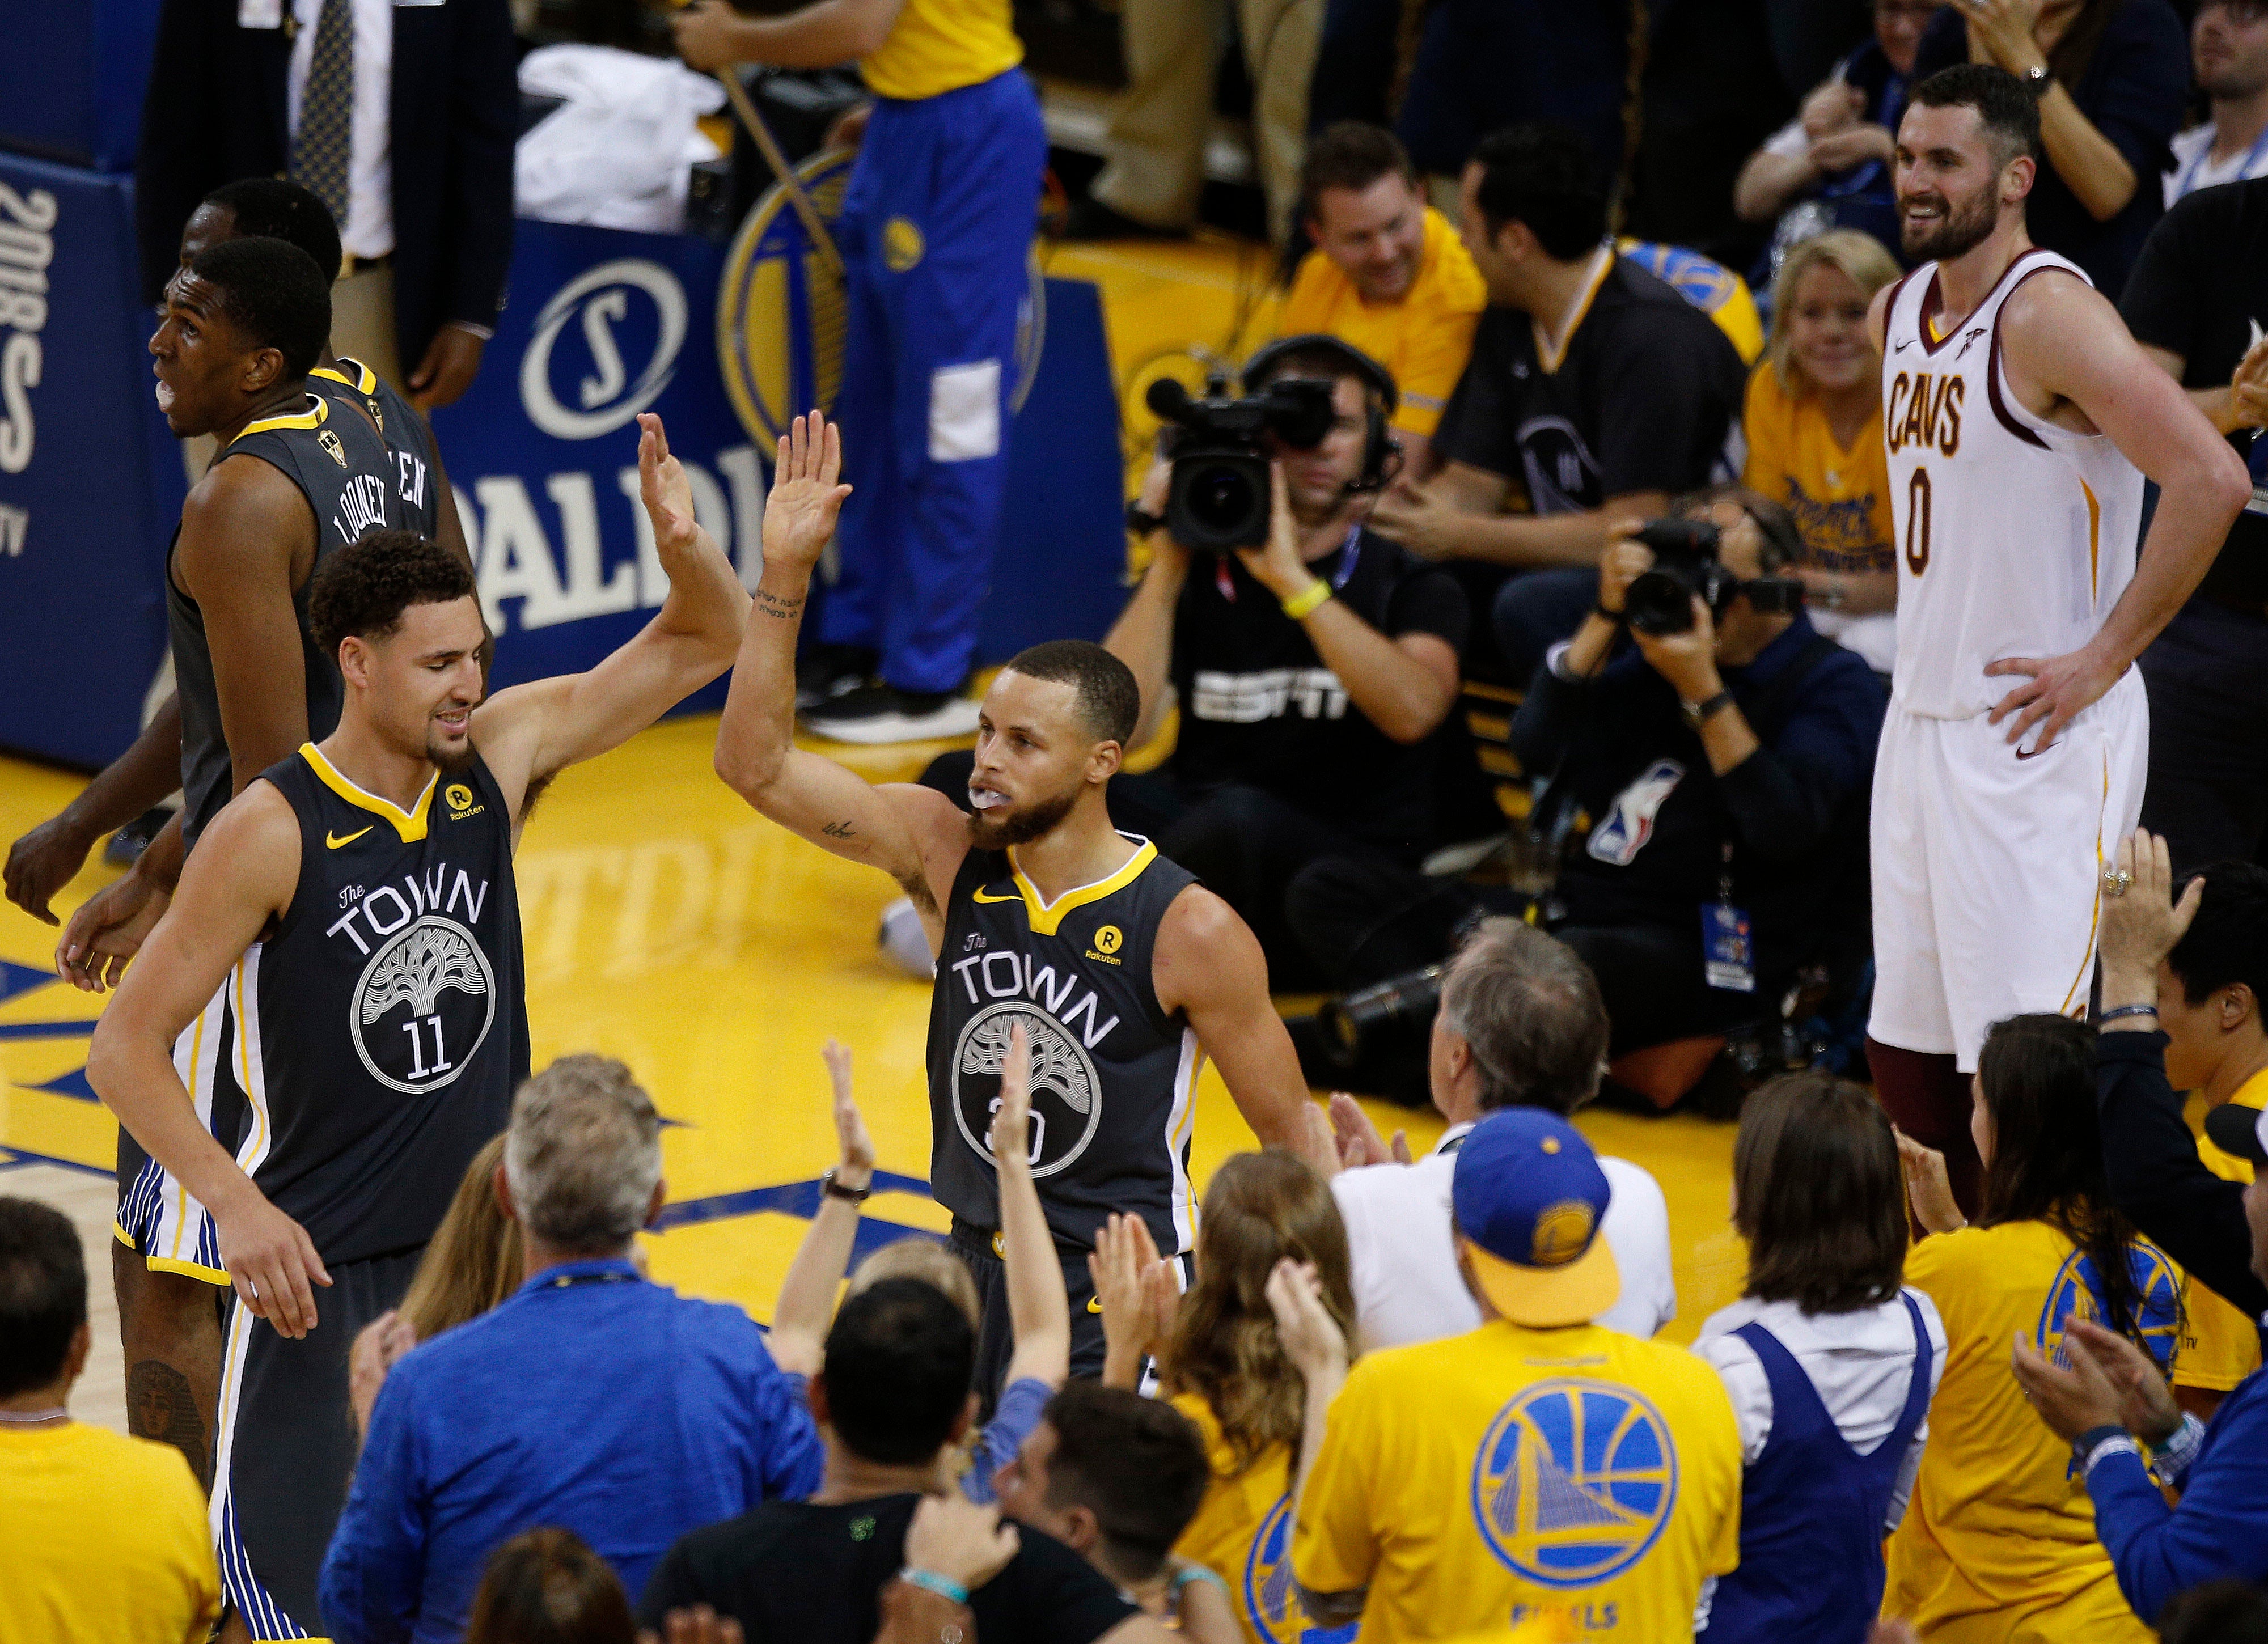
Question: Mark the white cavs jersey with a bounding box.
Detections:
[1881,248,2144,718]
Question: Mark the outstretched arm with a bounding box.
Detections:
[1153,887,1331,1174]
[84,784,332,1336]
[768,1041,876,1377]
[992,1026,1071,1392]
[473,413,751,820]
[710,412,970,919]
[1986,277,2251,749]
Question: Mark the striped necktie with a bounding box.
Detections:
[290,0,354,231]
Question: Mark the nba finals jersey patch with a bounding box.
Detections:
[884,217,926,272]
[1471,1379,1678,1587]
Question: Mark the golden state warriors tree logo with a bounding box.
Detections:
[1471,1379,1678,1588]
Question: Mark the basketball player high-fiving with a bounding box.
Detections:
[1864,65,2249,1210]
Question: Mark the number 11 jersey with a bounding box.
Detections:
[239,743,530,1265]
[1880,247,2143,719]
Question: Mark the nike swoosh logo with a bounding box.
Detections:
[2013,742,2057,760]
[1893,338,1913,351]
[971,887,1021,904]
[1086,1295,1103,1313]
[325,825,374,849]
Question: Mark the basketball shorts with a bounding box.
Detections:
[212,1245,422,1639]
[1867,668,2148,1071]
[949,1218,1191,1406]
[115,975,247,1285]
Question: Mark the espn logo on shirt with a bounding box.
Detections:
[1191,667,1349,724]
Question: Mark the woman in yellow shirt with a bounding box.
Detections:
[1889,1014,2184,1643]
[1097,1151,1359,1644]
[1741,230,1902,674]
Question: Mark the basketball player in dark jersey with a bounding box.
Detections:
[713,412,1326,1389]
[86,412,750,1638]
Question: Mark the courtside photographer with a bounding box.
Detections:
[917,337,1474,987]
[1289,486,1887,1109]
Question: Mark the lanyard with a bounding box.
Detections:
[2174,121,2268,203]
[1215,524,1364,603]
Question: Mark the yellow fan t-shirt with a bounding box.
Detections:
[1293,1320,1741,1644]
[1738,362,1894,577]
[1887,1219,2182,1643]
[0,1421,221,1644]
[1170,1392,1336,1644]
[1279,207,1488,439]
[2173,1078,2265,1395]
[861,0,1022,102]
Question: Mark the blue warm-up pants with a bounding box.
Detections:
[815,70,1047,694]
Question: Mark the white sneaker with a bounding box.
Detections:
[802,684,980,745]
[877,895,936,980]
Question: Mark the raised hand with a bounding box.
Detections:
[1894,1127,1964,1235]
[637,411,702,561]
[1089,1210,1174,1387]
[762,411,853,575]
[988,1023,1034,1173]
[2098,829,2203,1003]
[1264,1257,1349,1385]
[822,1039,877,1188]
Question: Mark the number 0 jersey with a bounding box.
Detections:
[926,834,1201,1256]
[236,744,530,1265]
[1881,248,2143,719]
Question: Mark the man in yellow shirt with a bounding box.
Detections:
[676,0,1043,743]
[1292,1109,1741,1642]
[0,1199,219,1644]
[1279,122,1487,480]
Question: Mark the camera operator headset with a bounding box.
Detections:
[1113,336,1458,756]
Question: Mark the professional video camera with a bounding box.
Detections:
[1144,374,1337,553]
[1620,518,1806,637]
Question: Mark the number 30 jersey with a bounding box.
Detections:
[237,744,530,1264]
[927,835,1203,1258]
[1881,247,2143,719]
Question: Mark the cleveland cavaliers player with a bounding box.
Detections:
[1866,65,2248,1209]
[86,414,748,1638]
[713,413,1320,1390]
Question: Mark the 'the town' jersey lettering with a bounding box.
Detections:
[928,836,1203,1257]
[170,393,404,844]
[236,744,530,1264]
[1880,248,2144,720]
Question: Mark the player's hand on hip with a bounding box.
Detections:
[215,1190,332,1338]
[1983,645,2122,752]
[762,411,854,574]
[6,814,98,926]
[55,871,168,993]
[821,1039,878,1189]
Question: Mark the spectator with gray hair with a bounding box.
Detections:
[319,1056,821,1643]
[1319,918,1676,1349]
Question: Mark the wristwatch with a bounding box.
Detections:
[1682,689,1735,725]
[820,1167,871,1205]
[1125,501,1167,537]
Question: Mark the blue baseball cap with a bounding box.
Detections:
[1452,1109,1619,1328]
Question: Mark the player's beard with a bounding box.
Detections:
[425,729,478,774]
[1899,181,1999,264]
[967,781,1081,850]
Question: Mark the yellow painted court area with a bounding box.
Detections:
[0,238,1747,1417]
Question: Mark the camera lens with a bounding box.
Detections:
[1187,464,1258,533]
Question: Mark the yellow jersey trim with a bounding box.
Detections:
[112,1219,136,1249]
[233,393,327,442]
[299,742,436,842]
[146,1253,233,1286]
[1002,837,1158,937]
[310,357,378,395]
[1534,246,1615,376]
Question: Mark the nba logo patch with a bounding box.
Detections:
[1243,1495,1358,1644]
[1587,760,1685,867]
[1471,1379,1678,1587]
